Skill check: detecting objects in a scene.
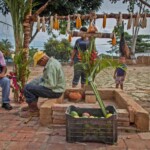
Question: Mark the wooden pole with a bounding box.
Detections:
[71,31,114,39]
[30,13,150,23]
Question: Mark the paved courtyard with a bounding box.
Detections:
[0,65,150,150]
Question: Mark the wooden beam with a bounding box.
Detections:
[71,31,114,39]
[30,13,150,23]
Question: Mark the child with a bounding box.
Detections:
[114,57,127,90]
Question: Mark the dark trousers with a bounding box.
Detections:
[24,83,62,103]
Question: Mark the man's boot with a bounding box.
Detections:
[19,101,39,118]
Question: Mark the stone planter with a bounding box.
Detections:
[39,88,149,132]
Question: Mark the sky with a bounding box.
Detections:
[0,0,150,54]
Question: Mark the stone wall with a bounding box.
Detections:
[136,56,150,65]
[126,56,150,65]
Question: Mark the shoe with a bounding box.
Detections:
[2,103,13,110]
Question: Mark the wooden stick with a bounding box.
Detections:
[70,31,114,39]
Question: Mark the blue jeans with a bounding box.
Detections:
[24,78,62,103]
[0,77,10,104]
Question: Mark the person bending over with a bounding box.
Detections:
[22,51,66,117]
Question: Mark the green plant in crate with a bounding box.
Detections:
[75,38,118,117]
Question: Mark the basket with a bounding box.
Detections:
[65,105,117,144]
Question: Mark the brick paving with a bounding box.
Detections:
[0,65,149,150]
[0,104,150,150]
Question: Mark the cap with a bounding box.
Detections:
[33,51,45,66]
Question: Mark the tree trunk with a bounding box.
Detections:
[130,2,144,62]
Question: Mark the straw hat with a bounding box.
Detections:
[33,51,45,66]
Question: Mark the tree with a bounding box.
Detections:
[0,0,34,102]
[109,0,150,59]
[44,38,72,62]
[0,0,103,43]
[0,0,104,102]
[109,0,150,8]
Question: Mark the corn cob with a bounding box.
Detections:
[112,34,116,46]
[53,14,59,30]
[76,14,79,29]
[118,12,122,25]
[68,34,72,42]
[42,17,46,32]
[67,15,70,32]
[53,18,56,29]
[56,19,59,30]
[76,14,82,29]
[102,14,107,28]
[134,13,140,27]
[78,14,82,28]
[50,16,53,29]
[141,17,145,29]
[37,16,40,32]
[127,13,132,30]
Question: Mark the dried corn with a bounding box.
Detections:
[37,16,40,32]
[127,13,132,30]
[134,13,140,27]
[56,19,59,30]
[68,34,72,42]
[76,14,82,29]
[103,14,107,28]
[42,16,46,32]
[67,15,70,32]
[50,16,53,29]
[112,34,116,46]
[53,15,59,30]
[76,16,79,29]
[118,12,122,25]
[78,15,82,28]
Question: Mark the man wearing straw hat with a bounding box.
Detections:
[21,51,65,118]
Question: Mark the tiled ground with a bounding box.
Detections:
[0,104,150,150]
[0,65,149,149]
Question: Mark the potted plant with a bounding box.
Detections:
[75,38,118,117]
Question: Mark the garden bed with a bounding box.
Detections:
[39,88,149,132]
